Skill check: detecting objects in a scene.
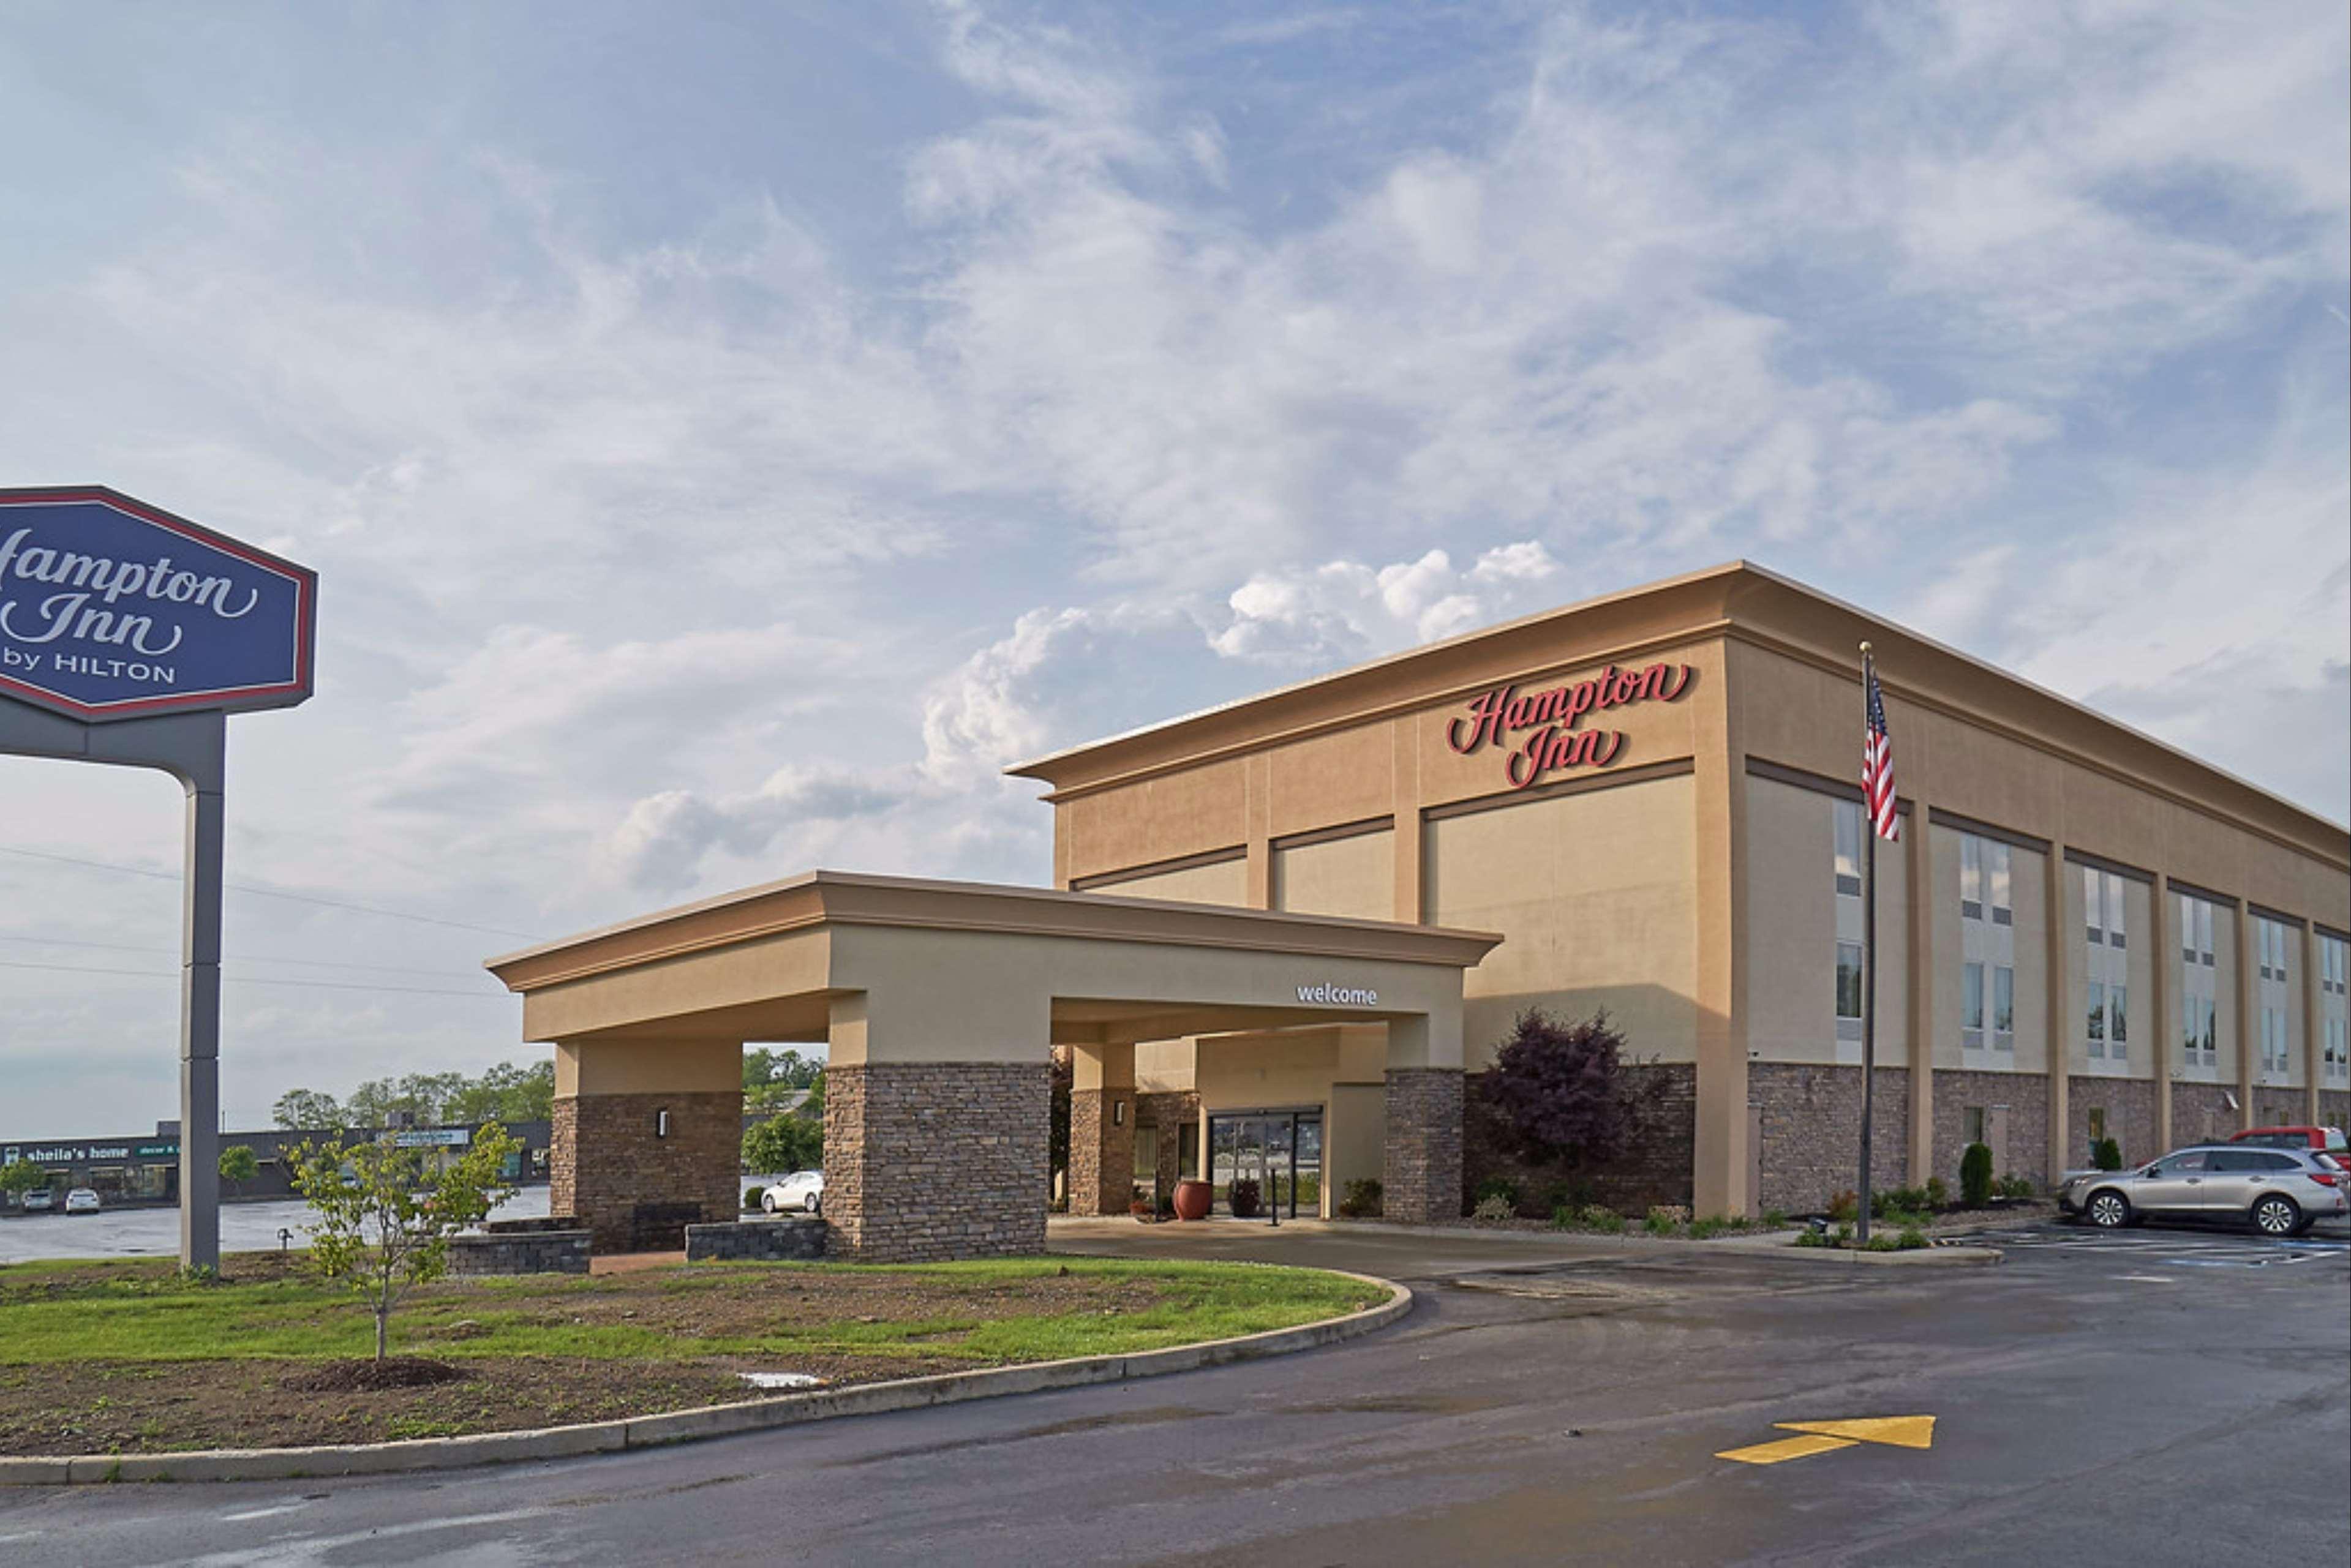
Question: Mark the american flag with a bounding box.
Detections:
[1862,661,1900,841]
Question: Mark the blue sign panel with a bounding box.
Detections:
[0,487,315,722]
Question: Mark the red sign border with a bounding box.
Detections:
[0,486,317,722]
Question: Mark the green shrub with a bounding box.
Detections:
[1337,1178,1384,1218]
[1760,1208,1788,1229]
[1960,1142,1994,1207]
[1924,1176,1950,1210]
[1472,1195,1515,1223]
[1827,1189,1860,1222]
[1833,1221,1853,1246]
[1872,1184,1930,1218]
[1687,1216,1728,1240]
[2092,1138,2123,1172]
[1793,1229,1830,1248]
[1880,1209,1932,1231]
[1995,1172,2036,1200]
[1897,1226,1928,1250]
[1643,1206,1684,1236]
[1554,1204,1626,1234]
[1473,1177,1522,1214]
[743,1184,765,1210]
[1861,1233,1901,1252]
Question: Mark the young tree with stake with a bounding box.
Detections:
[290,1123,522,1362]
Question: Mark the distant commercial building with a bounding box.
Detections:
[0,1120,554,1210]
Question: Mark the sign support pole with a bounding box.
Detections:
[0,702,228,1273]
[180,756,225,1275]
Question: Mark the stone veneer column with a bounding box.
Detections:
[1067,1040,1137,1217]
[554,1090,743,1254]
[1383,1067,1464,1223]
[825,1062,1050,1262]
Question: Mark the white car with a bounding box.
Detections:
[62,1188,101,1215]
[761,1170,823,1215]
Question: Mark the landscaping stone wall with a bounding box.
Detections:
[553,1089,744,1254]
[685,1217,827,1262]
[1460,1062,1695,1217]
[447,1228,590,1275]
[1382,1068,1463,1223]
[2066,1076,2155,1170]
[826,1062,1050,1262]
[1749,1063,1911,1215]
[1068,1086,1136,1216]
[1929,1070,2049,1192]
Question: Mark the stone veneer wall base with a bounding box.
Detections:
[1749,1063,1911,1216]
[826,1062,1050,1262]
[1068,1086,1136,1216]
[1382,1068,1464,1224]
[553,1090,743,1255]
[2066,1076,2156,1171]
[1930,1069,2050,1192]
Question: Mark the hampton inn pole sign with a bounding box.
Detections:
[0,487,317,1273]
[1446,660,1695,790]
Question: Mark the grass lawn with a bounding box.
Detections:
[0,1253,1387,1456]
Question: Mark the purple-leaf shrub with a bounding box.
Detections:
[1484,1009,1632,1168]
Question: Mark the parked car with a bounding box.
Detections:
[62,1188,101,1215]
[2059,1144,2349,1236]
[2230,1125,2349,1158]
[761,1170,823,1215]
[19,1188,55,1214]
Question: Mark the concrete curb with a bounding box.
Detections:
[1353,1220,2004,1267]
[0,1269,1411,1487]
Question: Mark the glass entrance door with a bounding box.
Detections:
[1206,1109,1323,1219]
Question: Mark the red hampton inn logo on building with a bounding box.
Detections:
[1446,661,1695,789]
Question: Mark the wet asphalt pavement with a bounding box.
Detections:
[1,1218,2344,1566]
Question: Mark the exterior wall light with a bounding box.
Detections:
[1113,1099,1126,1127]
[655,1108,671,1139]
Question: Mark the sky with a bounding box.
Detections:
[0,0,2344,1138]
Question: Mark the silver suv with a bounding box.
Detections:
[2059,1144,2349,1237]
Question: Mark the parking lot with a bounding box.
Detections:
[3,1212,2342,1567]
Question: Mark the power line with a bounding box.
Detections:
[0,931,489,980]
[0,844,541,940]
[0,959,514,1001]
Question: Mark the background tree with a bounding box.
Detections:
[1484,1009,1634,1169]
[272,1089,346,1131]
[217,1144,260,1196]
[0,1160,48,1203]
[446,1060,555,1124]
[290,1123,521,1362]
[742,1112,823,1176]
[743,1048,824,1111]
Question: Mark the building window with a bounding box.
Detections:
[2322,933,2347,996]
[1958,831,2016,1059]
[1836,941,1864,1026]
[2254,917,2286,981]
[2260,1006,2289,1076]
[2083,866,2130,1063]
[2326,1018,2348,1085]
[1833,800,1865,1047]
[2086,1106,2107,1145]
[2176,892,2221,1070]
[1963,1106,1987,1146]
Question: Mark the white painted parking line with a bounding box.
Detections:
[2115,1275,2175,1283]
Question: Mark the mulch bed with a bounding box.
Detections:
[0,1256,1178,1457]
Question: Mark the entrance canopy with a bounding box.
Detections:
[487,872,1500,1259]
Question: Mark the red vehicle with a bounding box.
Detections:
[2230,1125,2349,1161]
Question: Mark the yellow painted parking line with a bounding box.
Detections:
[1774,1416,1935,1449]
[1716,1433,1860,1465]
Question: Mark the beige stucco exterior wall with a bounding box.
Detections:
[1425,773,1699,1069]
[1744,775,1908,1065]
[1082,855,1248,906]
[1273,828,1396,920]
[555,1037,740,1097]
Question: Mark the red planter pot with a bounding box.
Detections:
[1172,1179,1213,1221]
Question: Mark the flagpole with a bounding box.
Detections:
[1856,641,1877,1246]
